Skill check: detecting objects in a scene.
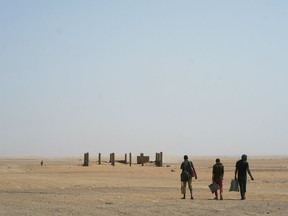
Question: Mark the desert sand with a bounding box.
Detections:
[0,155,287,215]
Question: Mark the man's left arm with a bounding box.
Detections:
[247,164,254,180]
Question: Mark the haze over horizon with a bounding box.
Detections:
[1,1,287,157]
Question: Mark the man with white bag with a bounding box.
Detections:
[235,154,254,200]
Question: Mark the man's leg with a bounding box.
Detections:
[239,179,246,200]
[214,179,222,200]
[242,181,247,199]
[218,179,223,200]
[214,189,219,200]
[188,177,193,199]
[181,181,187,199]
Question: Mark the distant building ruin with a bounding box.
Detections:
[155,152,163,167]
[137,153,149,165]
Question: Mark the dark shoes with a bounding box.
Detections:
[213,195,223,200]
[181,195,194,199]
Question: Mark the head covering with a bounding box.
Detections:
[216,158,220,163]
[184,155,188,160]
[241,154,247,161]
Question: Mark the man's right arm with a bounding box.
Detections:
[234,164,238,180]
[212,165,215,181]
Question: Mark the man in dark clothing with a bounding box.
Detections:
[212,158,224,200]
[235,154,254,200]
[180,155,197,199]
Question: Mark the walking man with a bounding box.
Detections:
[212,158,224,200]
[235,154,254,200]
[180,155,197,199]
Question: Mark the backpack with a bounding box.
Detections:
[181,170,190,182]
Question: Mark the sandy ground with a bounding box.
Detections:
[0,155,287,216]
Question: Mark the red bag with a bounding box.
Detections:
[191,169,196,177]
[190,161,197,178]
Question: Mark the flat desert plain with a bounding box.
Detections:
[0,156,287,216]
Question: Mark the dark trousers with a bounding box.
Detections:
[238,179,247,199]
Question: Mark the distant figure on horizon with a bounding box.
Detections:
[212,158,224,200]
[180,155,197,199]
[235,154,254,200]
[40,160,43,166]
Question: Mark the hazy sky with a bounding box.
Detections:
[1,0,287,157]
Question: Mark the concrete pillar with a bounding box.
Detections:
[129,152,132,166]
[83,152,89,166]
[140,153,144,166]
[110,153,115,166]
[155,152,163,167]
[160,152,163,167]
[98,153,101,165]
